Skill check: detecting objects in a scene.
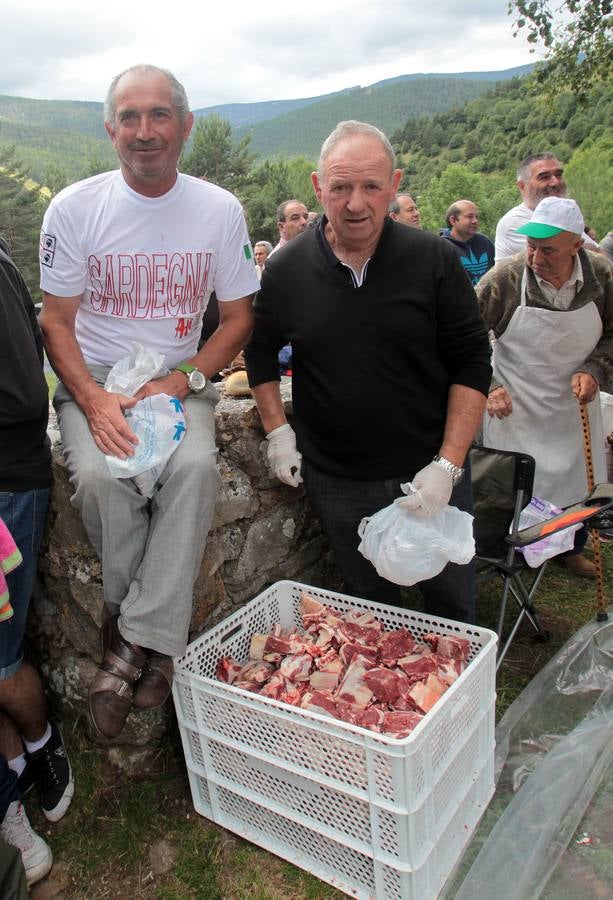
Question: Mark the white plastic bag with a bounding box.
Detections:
[104,342,186,497]
[105,394,187,495]
[104,342,168,396]
[358,499,475,586]
[516,496,580,568]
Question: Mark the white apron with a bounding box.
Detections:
[483,273,606,508]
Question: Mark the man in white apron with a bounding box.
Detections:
[477,197,613,578]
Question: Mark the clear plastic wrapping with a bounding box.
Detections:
[446,610,613,899]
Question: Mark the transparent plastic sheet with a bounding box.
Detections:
[444,610,613,900]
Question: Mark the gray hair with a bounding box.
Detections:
[104,64,190,124]
[318,121,395,178]
[516,152,559,183]
[255,240,273,254]
[388,199,400,215]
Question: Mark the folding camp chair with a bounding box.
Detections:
[470,444,551,668]
[471,444,613,667]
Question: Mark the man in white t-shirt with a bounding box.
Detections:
[495,152,598,263]
[39,65,259,740]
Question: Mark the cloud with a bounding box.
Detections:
[0,0,537,106]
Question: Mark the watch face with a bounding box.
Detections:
[188,369,207,392]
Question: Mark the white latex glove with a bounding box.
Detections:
[397,461,454,517]
[266,424,303,487]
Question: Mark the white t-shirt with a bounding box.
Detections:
[495,201,599,264]
[494,203,532,263]
[40,171,260,367]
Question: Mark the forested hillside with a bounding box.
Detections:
[238,78,497,158]
[200,88,355,129]
[0,95,106,136]
[0,67,516,186]
[0,148,48,292]
[391,78,613,238]
[1,70,610,299]
[0,120,116,189]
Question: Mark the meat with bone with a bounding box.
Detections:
[279,652,313,682]
[216,657,243,684]
[237,660,276,684]
[309,670,341,692]
[397,653,439,683]
[258,671,286,699]
[216,592,469,738]
[423,633,470,660]
[337,621,382,647]
[250,631,321,660]
[408,674,447,714]
[336,656,375,709]
[314,649,344,673]
[300,690,338,717]
[339,642,378,668]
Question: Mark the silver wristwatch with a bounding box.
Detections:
[174,363,207,393]
[432,455,465,485]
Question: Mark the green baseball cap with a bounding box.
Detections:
[516,197,584,238]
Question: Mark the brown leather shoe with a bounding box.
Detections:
[133,654,174,709]
[89,616,147,739]
[563,554,596,580]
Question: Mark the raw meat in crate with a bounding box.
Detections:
[215,592,470,738]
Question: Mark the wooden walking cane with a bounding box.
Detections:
[579,400,609,621]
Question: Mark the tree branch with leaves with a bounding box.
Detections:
[508,1,612,101]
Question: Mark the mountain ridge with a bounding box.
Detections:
[0,63,533,182]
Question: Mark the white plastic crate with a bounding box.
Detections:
[173,581,497,899]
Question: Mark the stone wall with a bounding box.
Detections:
[29,382,338,745]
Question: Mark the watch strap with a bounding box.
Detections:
[432,454,465,485]
[174,363,195,375]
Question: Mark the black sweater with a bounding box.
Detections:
[245,218,491,479]
[0,249,52,490]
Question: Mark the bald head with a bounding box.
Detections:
[446,200,479,242]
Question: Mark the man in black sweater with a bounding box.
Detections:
[245,121,491,622]
[0,241,73,880]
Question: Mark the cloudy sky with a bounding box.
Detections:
[2,1,541,108]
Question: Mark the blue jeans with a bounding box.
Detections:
[0,489,49,680]
[302,461,476,624]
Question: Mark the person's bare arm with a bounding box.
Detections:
[250,380,287,434]
[137,296,255,401]
[40,293,138,458]
[439,384,488,466]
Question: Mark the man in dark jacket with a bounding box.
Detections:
[0,240,73,872]
[441,200,495,286]
[245,121,491,623]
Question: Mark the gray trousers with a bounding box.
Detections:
[54,367,221,657]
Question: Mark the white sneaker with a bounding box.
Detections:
[0,800,53,885]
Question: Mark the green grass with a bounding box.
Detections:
[27,544,612,898]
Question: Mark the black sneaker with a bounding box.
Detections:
[26,722,74,822]
[16,759,37,797]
